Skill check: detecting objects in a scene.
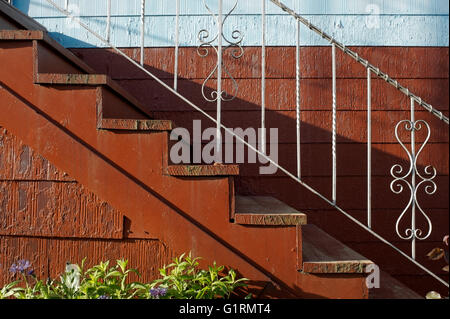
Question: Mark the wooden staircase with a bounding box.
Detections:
[0,1,422,299]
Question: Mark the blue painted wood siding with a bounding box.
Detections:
[13,0,449,47]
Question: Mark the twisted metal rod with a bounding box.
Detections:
[269,0,449,125]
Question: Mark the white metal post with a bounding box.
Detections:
[410,97,416,259]
[106,0,111,42]
[140,0,145,66]
[331,43,337,203]
[174,0,180,91]
[216,0,223,162]
[261,0,266,154]
[367,68,372,228]
[296,19,301,179]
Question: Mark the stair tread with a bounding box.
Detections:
[302,224,373,273]
[35,73,108,85]
[35,73,150,118]
[166,164,239,176]
[100,118,172,131]
[234,195,307,226]
[1,31,150,119]
[0,30,95,74]
[369,270,423,299]
[0,29,44,40]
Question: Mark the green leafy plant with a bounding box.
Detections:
[0,253,248,299]
[149,252,248,299]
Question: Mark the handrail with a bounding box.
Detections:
[270,0,449,125]
[40,0,448,289]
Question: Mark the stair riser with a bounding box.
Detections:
[34,40,84,76]
[0,11,22,30]
[296,273,369,299]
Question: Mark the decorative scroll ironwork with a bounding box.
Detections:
[390,118,436,259]
[197,0,244,102]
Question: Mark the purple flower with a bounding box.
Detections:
[97,295,112,299]
[9,259,33,275]
[150,287,168,298]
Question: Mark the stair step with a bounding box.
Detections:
[301,224,373,273]
[0,30,150,120]
[234,195,307,226]
[100,118,172,131]
[35,73,108,85]
[0,30,95,74]
[35,73,150,118]
[0,1,47,31]
[369,270,423,299]
[0,29,43,40]
[166,164,239,176]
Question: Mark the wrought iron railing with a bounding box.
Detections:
[10,0,448,288]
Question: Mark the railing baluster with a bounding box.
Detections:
[65,0,68,10]
[140,0,145,66]
[174,0,180,91]
[216,0,223,161]
[106,0,111,42]
[331,43,337,203]
[410,97,416,260]
[296,19,301,179]
[261,0,266,154]
[367,68,372,228]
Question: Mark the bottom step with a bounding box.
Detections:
[369,270,423,299]
[301,224,373,273]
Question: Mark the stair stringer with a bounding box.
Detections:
[0,38,307,298]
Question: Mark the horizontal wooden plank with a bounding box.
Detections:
[347,241,450,276]
[235,175,449,210]
[114,78,449,112]
[0,30,44,40]
[228,143,449,177]
[166,164,239,176]
[71,47,449,80]
[154,110,450,144]
[167,142,449,177]
[100,118,172,131]
[306,209,449,243]
[35,73,108,85]
[388,274,449,298]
